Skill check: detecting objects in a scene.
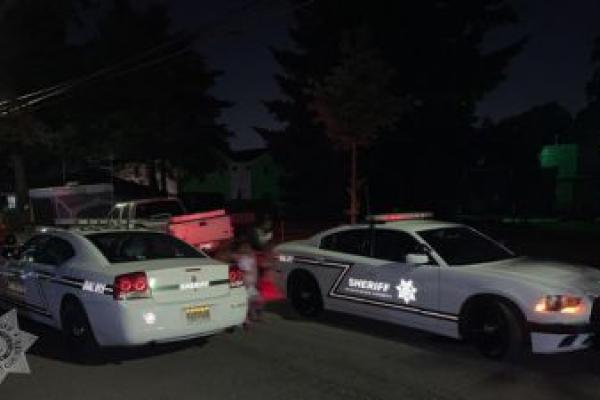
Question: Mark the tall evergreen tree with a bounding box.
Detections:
[77,0,231,193]
[311,27,408,222]
[572,35,600,144]
[259,0,526,217]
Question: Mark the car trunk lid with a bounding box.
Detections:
[110,258,230,303]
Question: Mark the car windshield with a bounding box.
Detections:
[417,227,515,266]
[86,231,204,263]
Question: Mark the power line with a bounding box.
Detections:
[1,0,314,116]
[0,31,196,116]
[0,0,262,112]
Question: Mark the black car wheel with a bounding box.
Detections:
[288,272,323,317]
[61,300,100,361]
[469,301,525,360]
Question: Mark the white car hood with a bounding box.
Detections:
[473,257,600,294]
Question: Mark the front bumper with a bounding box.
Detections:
[528,322,596,353]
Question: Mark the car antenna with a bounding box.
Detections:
[365,181,371,220]
[365,182,376,257]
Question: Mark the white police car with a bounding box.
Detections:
[0,228,247,354]
[273,213,600,359]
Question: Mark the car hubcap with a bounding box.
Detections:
[293,278,318,313]
[478,311,507,356]
[300,291,312,300]
[72,325,86,338]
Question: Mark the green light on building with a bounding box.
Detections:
[539,144,579,211]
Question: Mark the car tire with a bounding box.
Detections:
[469,301,526,361]
[61,300,101,362]
[288,272,323,317]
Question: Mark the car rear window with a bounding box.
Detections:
[135,200,185,219]
[86,231,204,263]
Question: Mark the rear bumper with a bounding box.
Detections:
[88,289,247,346]
[528,322,596,353]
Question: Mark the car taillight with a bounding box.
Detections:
[114,271,152,300]
[229,264,244,288]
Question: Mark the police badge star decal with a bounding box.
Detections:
[0,309,37,384]
[395,279,418,304]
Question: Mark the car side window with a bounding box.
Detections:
[121,204,131,221]
[372,230,423,263]
[108,207,120,221]
[320,229,370,256]
[36,237,75,266]
[20,235,50,262]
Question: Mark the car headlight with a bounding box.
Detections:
[534,295,584,314]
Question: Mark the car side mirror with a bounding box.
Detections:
[405,253,429,265]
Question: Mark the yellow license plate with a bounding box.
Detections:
[184,305,210,321]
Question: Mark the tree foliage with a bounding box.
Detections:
[574,35,600,145]
[310,27,408,221]
[259,0,526,217]
[0,0,231,210]
[74,0,231,192]
[0,0,85,214]
[472,103,572,215]
[311,27,407,150]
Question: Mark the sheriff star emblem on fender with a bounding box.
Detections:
[395,279,418,304]
[0,309,37,384]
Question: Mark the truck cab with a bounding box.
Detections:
[107,198,233,254]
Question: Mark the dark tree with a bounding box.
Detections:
[478,103,572,215]
[259,0,526,217]
[75,0,231,194]
[310,27,408,222]
[0,0,85,220]
[573,34,600,144]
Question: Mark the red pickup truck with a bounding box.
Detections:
[106,198,233,253]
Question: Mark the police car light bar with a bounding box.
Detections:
[366,212,433,223]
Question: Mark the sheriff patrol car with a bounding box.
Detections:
[0,227,247,354]
[273,213,600,359]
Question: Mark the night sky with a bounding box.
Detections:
[478,0,600,122]
[169,0,600,150]
[168,0,291,150]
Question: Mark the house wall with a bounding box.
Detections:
[230,162,252,200]
[181,151,281,203]
[539,144,578,212]
[251,154,281,201]
[183,170,230,199]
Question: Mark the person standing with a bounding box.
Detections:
[233,240,263,326]
[249,214,274,252]
[249,213,284,302]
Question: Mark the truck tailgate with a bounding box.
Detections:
[168,209,233,249]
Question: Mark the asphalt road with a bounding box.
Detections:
[2,300,600,400]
